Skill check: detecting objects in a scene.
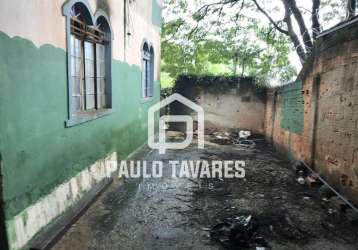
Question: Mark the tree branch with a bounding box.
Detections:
[285,0,313,52]
[252,0,289,35]
[193,0,238,20]
[312,0,321,40]
[347,0,357,20]
[283,0,306,63]
[189,0,240,39]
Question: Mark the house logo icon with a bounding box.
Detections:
[148,93,204,154]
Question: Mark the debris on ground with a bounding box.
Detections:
[291,160,358,228]
[235,139,256,149]
[213,131,230,138]
[207,129,268,150]
[239,130,251,139]
[54,131,358,250]
[292,161,307,175]
[297,177,305,185]
[329,196,351,214]
[319,185,336,200]
[210,215,267,249]
[211,131,232,144]
[305,175,322,187]
[292,161,323,187]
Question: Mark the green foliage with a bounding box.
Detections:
[161,0,297,87]
[161,72,175,89]
[174,74,264,93]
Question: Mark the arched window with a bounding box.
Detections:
[142,41,154,98]
[69,3,95,111]
[63,1,112,126]
[95,15,112,109]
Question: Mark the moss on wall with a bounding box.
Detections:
[0,31,160,219]
[174,75,265,98]
[279,80,304,134]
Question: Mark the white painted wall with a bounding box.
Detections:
[0,0,161,73]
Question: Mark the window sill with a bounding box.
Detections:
[65,109,113,127]
[141,96,155,104]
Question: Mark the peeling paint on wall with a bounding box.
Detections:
[0,31,160,221]
[6,152,118,250]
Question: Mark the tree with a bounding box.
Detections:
[161,0,349,86]
[162,0,299,86]
[347,0,357,19]
[162,17,297,85]
[186,0,351,64]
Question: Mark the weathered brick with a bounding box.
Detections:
[265,21,358,206]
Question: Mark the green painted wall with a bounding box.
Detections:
[0,31,160,219]
[279,80,304,134]
[152,0,162,28]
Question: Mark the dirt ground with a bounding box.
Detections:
[53,131,358,250]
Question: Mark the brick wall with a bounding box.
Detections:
[266,80,313,162]
[265,22,358,205]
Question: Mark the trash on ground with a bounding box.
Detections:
[211,131,232,144]
[328,208,336,214]
[305,175,322,187]
[239,130,251,139]
[329,196,351,214]
[209,215,267,248]
[213,131,231,140]
[234,139,256,148]
[292,161,309,176]
[297,177,305,185]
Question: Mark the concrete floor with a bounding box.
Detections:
[53,132,358,250]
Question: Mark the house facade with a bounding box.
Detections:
[0,0,162,249]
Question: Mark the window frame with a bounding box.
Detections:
[141,40,155,101]
[63,0,113,127]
